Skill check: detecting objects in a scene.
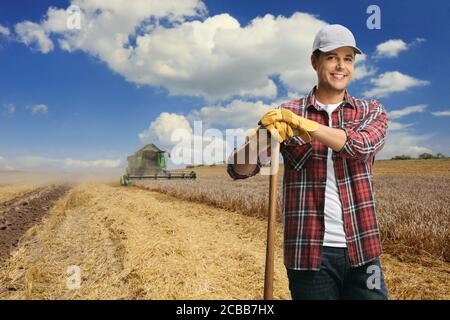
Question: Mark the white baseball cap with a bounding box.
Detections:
[312,24,363,54]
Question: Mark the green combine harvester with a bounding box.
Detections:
[120,144,196,186]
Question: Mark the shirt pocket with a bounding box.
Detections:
[281,142,312,172]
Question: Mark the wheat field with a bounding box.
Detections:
[139,160,450,261]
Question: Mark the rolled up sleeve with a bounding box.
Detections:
[226,158,261,180]
[338,100,388,161]
[226,142,264,180]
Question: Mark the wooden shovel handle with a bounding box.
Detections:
[264,139,280,300]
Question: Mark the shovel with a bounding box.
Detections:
[243,126,301,300]
[259,127,301,300]
[263,137,280,300]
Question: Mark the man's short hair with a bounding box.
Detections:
[313,49,321,59]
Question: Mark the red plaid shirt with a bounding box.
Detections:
[227,86,388,270]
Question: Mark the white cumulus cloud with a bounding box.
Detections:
[139,115,230,167]
[15,21,54,53]
[28,104,49,115]
[378,103,438,158]
[375,38,426,58]
[187,99,274,129]
[0,24,10,36]
[139,112,193,147]
[66,10,326,101]
[363,71,430,98]
[375,39,408,58]
[387,121,414,131]
[378,131,433,159]
[387,104,427,120]
[12,1,380,101]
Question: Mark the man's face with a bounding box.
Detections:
[311,46,355,93]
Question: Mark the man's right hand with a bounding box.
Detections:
[260,108,319,134]
[264,121,294,143]
[260,120,312,143]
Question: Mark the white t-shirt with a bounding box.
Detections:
[316,100,347,248]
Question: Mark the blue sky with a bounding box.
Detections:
[0,0,449,171]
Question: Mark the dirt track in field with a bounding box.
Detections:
[0,185,71,263]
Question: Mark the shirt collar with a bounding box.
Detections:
[306,86,357,110]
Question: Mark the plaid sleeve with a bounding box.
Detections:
[338,100,388,161]
[280,136,312,171]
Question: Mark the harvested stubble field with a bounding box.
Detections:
[0,182,289,299]
[0,159,449,300]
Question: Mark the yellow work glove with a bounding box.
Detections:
[260,108,319,133]
[247,122,311,146]
[265,121,294,143]
[245,122,294,144]
[266,122,312,143]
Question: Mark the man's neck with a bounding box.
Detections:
[315,86,345,104]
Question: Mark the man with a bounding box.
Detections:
[227,24,389,300]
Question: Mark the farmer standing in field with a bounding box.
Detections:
[227,24,389,300]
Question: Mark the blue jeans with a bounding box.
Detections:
[286,246,388,300]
